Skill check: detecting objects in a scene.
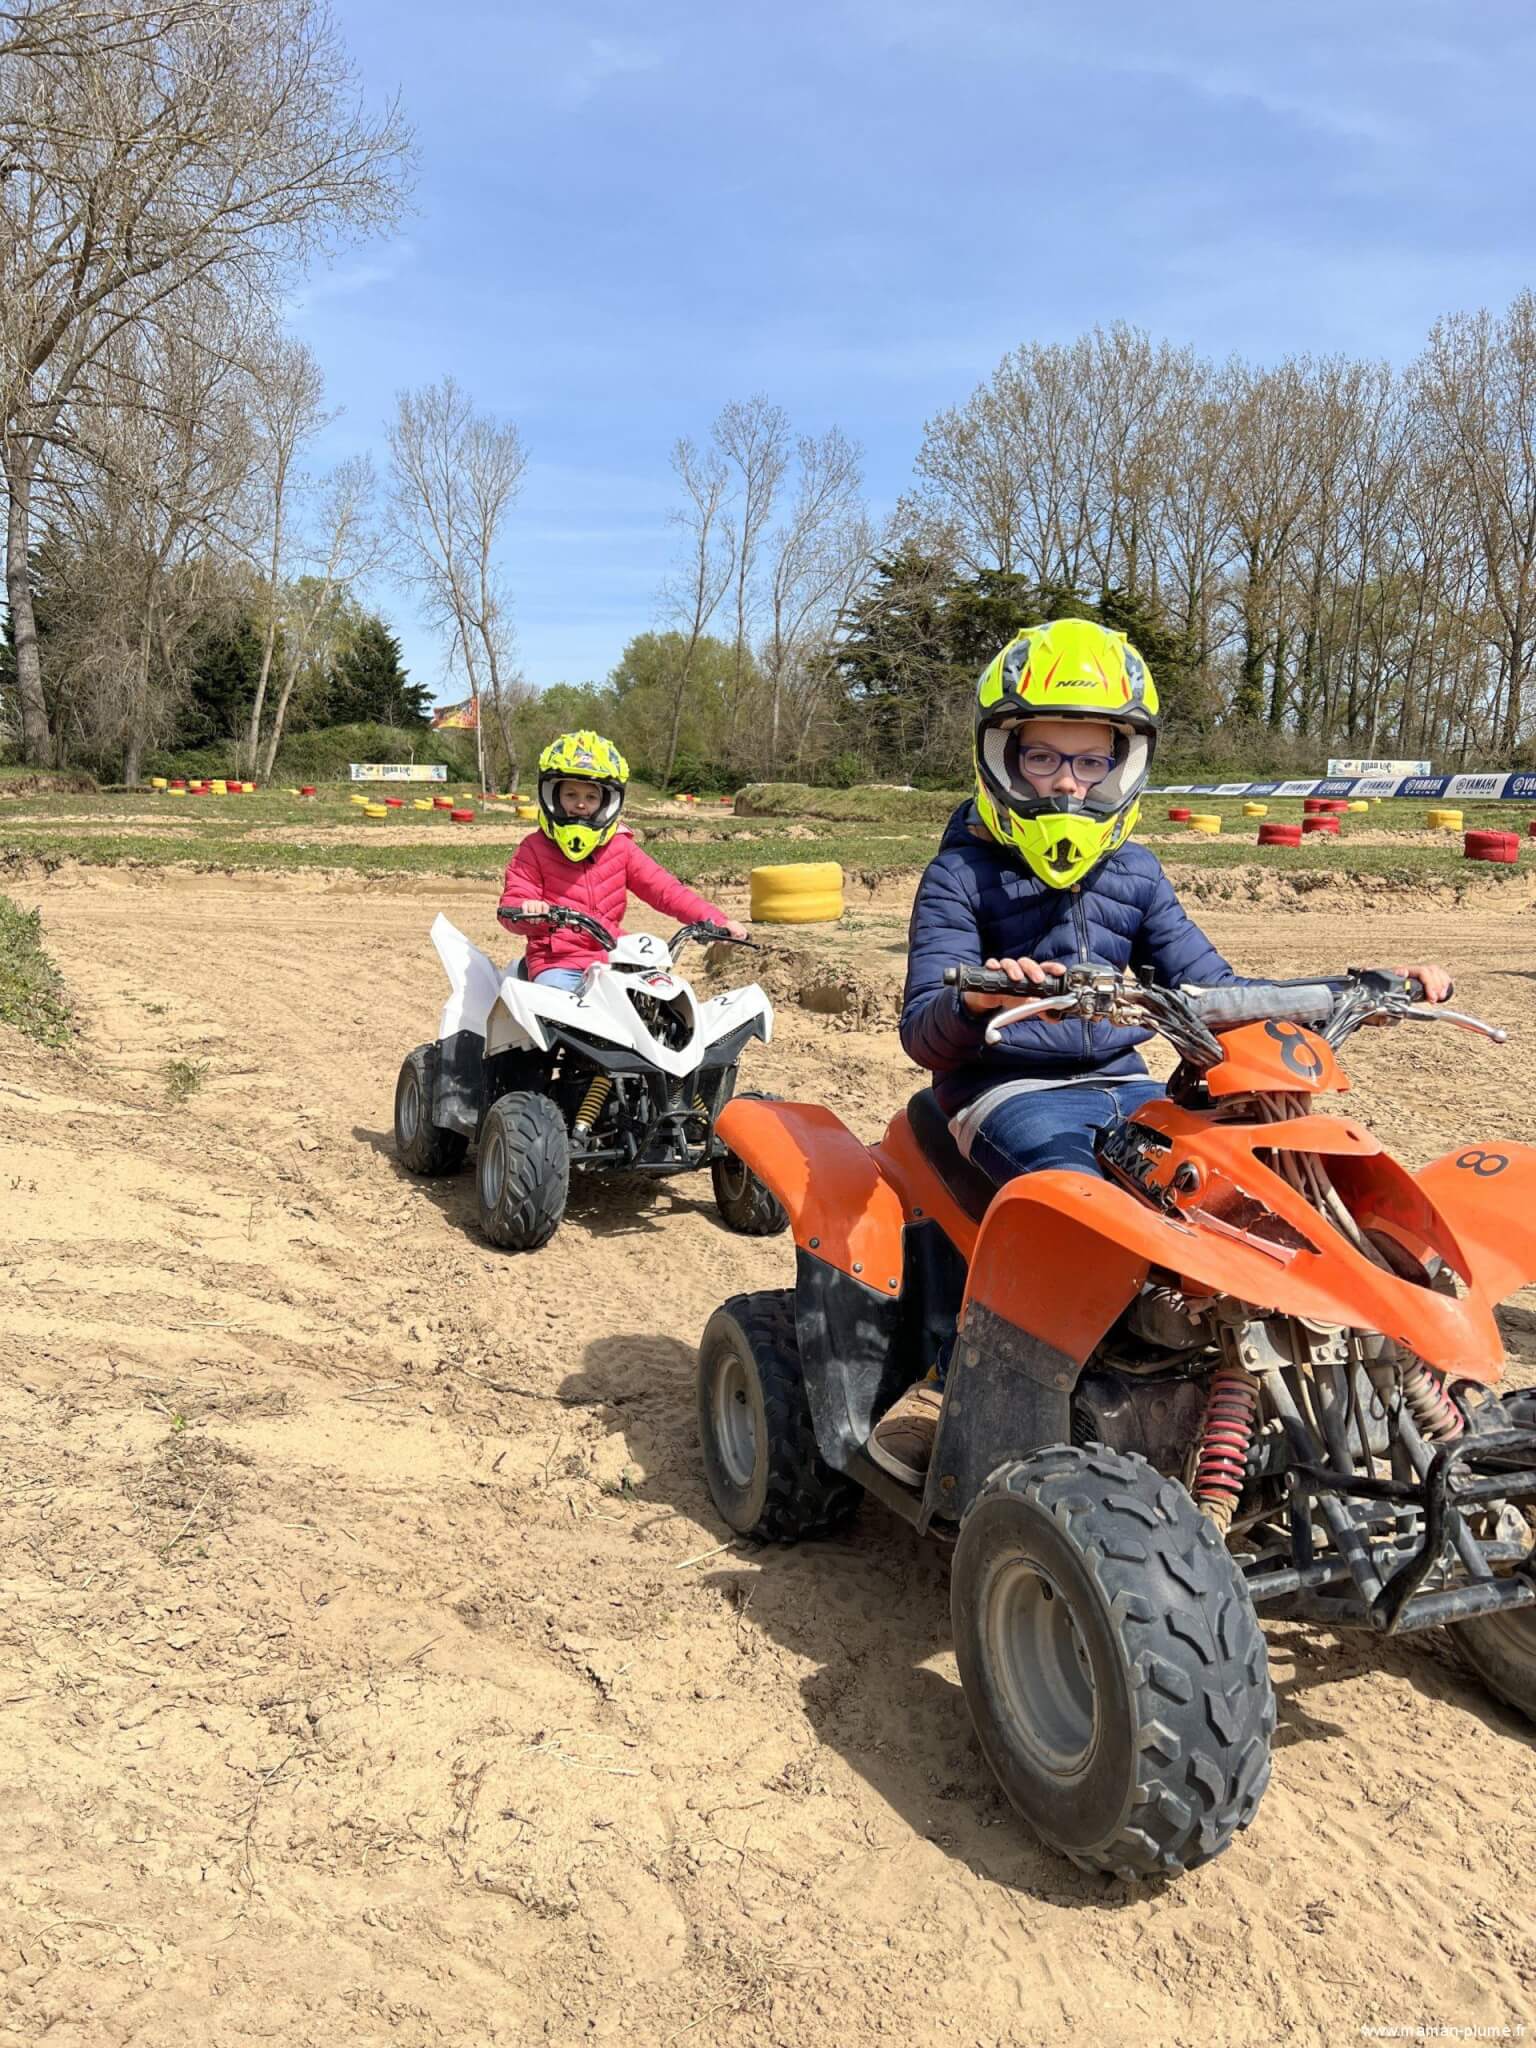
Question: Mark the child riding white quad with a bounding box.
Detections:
[391,728,782,1251]
[498,730,747,977]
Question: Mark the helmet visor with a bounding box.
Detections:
[980,717,1151,819]
[539,772,624,833]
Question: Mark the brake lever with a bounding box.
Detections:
[1397,1003,1508,1044]
[983,993,1078,1045]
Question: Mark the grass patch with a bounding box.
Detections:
[162,1056,209,1103]
[735,782,965,824]
[0,894,72,1045]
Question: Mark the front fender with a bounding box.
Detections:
[715,1097,904,1291]
[1415,1142,1536,1305]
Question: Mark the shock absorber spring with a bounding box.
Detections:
[1193,1368,1260,1532]
[573,1075,612,1134]
[1400,1356,1464,1441]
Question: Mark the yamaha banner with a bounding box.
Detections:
[1156,770,1535,802]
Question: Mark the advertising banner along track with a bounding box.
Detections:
[1157,770,1536,803]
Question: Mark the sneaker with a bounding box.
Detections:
[867,1377,944,1487]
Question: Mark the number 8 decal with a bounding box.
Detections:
[1455,1148,1510,1178]
[1263,1018,1324,1079]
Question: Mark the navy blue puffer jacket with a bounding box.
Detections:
[902,804,1239,1114]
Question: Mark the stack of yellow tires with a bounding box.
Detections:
[749,862,844,924]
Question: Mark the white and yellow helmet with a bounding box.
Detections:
[974,619,1160,889]
[537,730,629,861]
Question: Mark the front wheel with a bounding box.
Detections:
[697,1291,859,1542]
[1454,1600,1536,1722]
[951,1445,1274,1880]
[711,1090,789,1236]
[395,1045,468,1176]
[476,1091,569,1251]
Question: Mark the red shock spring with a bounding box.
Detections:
[1193,1368,1260,1529]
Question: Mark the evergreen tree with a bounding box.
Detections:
[326,615,430,727]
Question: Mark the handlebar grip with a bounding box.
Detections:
[944,965,1034,995]
[1183,982,1337,1027]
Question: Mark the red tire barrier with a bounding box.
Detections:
[1258,823,1303,847]
[450,807,475,823]
[1302,815,1339,835]
[300,785,316,796]
[384,796,405,808]
[1528,820,1536,838]
[1465,830,1519,864]
[1167,807,1191,821]
[1303,798,1324,813]
[433,796,454,809]
[170,779,187,789]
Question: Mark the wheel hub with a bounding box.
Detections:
[715,1153,749,1203]
[985,1557,1098,1775]
[713,1350,757,1489]
[479,1129,506,1210]
[399,1070,420,1142]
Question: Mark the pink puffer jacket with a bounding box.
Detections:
[498,828,727,977]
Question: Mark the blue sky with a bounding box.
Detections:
[292,0,1536,704]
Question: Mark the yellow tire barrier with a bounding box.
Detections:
[1243,802,1267,817]
[363,803,388,819]
[168,786,187,796]
[1428,808,1463,830]
[413,798,434,811]
[749,861,844,925]
[150,776,168,790]
[349,793,369,806]
[1187,813,1222,833]
[210,779,227,795]
[1349,801,1370,813]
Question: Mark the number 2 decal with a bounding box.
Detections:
[1455,1148,1510,1178]
[1263,1018,1324,1079]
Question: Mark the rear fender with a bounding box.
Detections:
[715,1097,905,1290]
[1415,1142,1536,1304]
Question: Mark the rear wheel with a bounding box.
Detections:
[697,1291,859,1541]
[711,1090,789,1236]
[394,1045,468,1176]
[951,1445,1274,1879]
[476,1090,568,1251]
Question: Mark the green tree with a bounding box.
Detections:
[325,615,429,727]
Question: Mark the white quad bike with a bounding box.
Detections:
[393,905,787,1251]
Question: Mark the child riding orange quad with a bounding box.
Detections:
[498,730,747,980]
[869,618,1453,1485]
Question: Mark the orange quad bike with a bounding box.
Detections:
[697,965,1536,1879]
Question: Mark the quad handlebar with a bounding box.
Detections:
[497,906,755,963]
[498,904,618,948]
[939,963,1505,1065]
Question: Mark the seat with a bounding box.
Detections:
[906,1088,997,1224]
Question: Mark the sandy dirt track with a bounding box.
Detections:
[3,864,1536,2048]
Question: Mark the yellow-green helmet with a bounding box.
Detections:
[537,730,629,861]
[973,619,1160,889]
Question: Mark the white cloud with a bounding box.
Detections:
[285,242,416,321]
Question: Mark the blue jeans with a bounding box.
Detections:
[970,1079,1166,1185]
[534,968,585,993]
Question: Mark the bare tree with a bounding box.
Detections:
[759,427,868,771]
[387,377,528,791]
[712,396,788,742]
[658,435,733,786]
[238,337,331,774]
[48,297,256,781]
[0,0,412,760]
[258,454,378,778]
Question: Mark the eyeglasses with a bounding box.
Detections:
[1012,742,1116,787]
